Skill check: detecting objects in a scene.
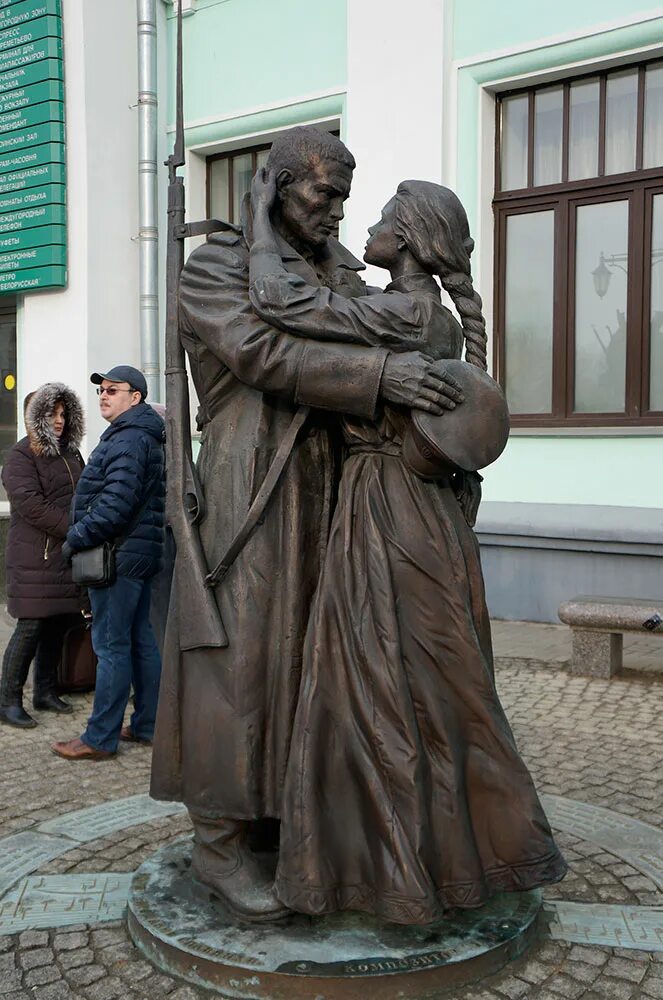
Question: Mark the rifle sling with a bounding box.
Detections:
[205,405,311,588]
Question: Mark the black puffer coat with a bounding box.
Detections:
[3,383,85,619]
[67,403,165,579]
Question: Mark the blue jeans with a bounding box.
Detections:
[83,577,162,753]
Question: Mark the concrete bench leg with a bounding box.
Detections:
[570,629,623,679]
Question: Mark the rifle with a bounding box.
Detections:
[164,0,228,650]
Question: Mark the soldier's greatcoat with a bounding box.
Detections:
[150,226,389,818]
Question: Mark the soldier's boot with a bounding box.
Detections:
[190,814,290,923]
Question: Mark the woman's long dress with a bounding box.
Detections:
[249,268,567,924]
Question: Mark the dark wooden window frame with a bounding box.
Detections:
[206,142,271,224]
[494,61,663,427]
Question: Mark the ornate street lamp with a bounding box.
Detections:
[592,253,612,299]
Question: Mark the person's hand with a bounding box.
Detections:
[380,353,465,414]
[251,167,277,215]
[61,540,73,564]
[454,471,483,528]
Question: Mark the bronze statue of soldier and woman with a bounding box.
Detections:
[151,125,566,927]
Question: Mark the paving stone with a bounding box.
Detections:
[32,984,74,1000]
[82,977,129,1000]
[97,942,137,964]
[643,979,663,999]
[0,972,22,995]
[545,974,586,998]
[515,958,552,985]
[53,933,89,952]
[19,946,54,970]
[0,937,13,953]
[133,973,179,996]
[604,955,649,983]
[65,966,106,987]
[168,990,205,1000]
[23,966,62,988]
[88,928,126,949]
[58,949,95,971]
[565,946,610,967]
[564,960,604,985]
[17,930,49,949]
[494,976,531,998]
[591,976,638,999]
[0,954,15,973]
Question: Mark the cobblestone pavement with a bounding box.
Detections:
[0,647,661,998]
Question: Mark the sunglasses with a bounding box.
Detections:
[96,386,137,397]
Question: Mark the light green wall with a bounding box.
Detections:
[453,0,661,62]
[168,0,347,129]
[453,9,663,507]
[482,436,663,507]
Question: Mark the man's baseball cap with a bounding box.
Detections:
[90,365,148,398]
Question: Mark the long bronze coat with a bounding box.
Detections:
[150,226,390,819]
[247,269,567,923]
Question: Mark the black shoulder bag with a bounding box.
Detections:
[71,475,160,589]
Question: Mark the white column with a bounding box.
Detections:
[344,0,448,279]
[18,0,140,451]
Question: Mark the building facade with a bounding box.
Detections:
[163,0,662,622]
[2,0,661,620]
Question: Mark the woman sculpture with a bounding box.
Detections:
[0,383,85,727]
[249,173,567,925]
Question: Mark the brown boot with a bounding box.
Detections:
[190,814,289,923]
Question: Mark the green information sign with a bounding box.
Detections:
[0,201,64,233]
[0,13,60,55]
[0,0,61,30]
[0,263,65,292]
[0,119,63,155]
[0,55,60,93]
[0,140,63,176]
[0,0,65,292]
[0,96,61,133]
[0,77,62,114]
[0,159,63,194]
[0,220,63,251]
[0,181,64,215]
[0,241,65,270]
[0,34,61,75]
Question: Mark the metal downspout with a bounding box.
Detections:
[137,0,160,401]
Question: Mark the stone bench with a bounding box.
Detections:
[558,596,663,678]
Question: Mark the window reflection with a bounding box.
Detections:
[568,79,599,180]
[650,195,663,410]
[644,64,663,169]
[504,212,554,413]
[574,201,628,412]
[501,94,528,190]
[534,87,563,186]
[605,71,638,175]
[232,154,253,224]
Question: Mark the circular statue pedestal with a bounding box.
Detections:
[127,840,542,999]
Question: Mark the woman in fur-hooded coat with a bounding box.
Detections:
[0,382,85,727]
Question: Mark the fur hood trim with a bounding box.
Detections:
[26,383,85,457]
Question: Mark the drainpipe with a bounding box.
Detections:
[137,0,160,401]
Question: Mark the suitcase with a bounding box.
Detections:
[56,621,97,693]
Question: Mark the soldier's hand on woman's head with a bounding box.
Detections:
[251,167,278,215]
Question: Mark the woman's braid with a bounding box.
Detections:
[441,272,488,371]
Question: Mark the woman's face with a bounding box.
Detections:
[364,197,402,269]
[50,402,65,439]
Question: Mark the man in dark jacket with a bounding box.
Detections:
[52,365,165,761]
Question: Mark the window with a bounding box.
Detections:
[494,61,663,426]
[207,144,271,224]
[206,129,341,227]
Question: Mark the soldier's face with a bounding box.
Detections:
[278,159,352,249]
